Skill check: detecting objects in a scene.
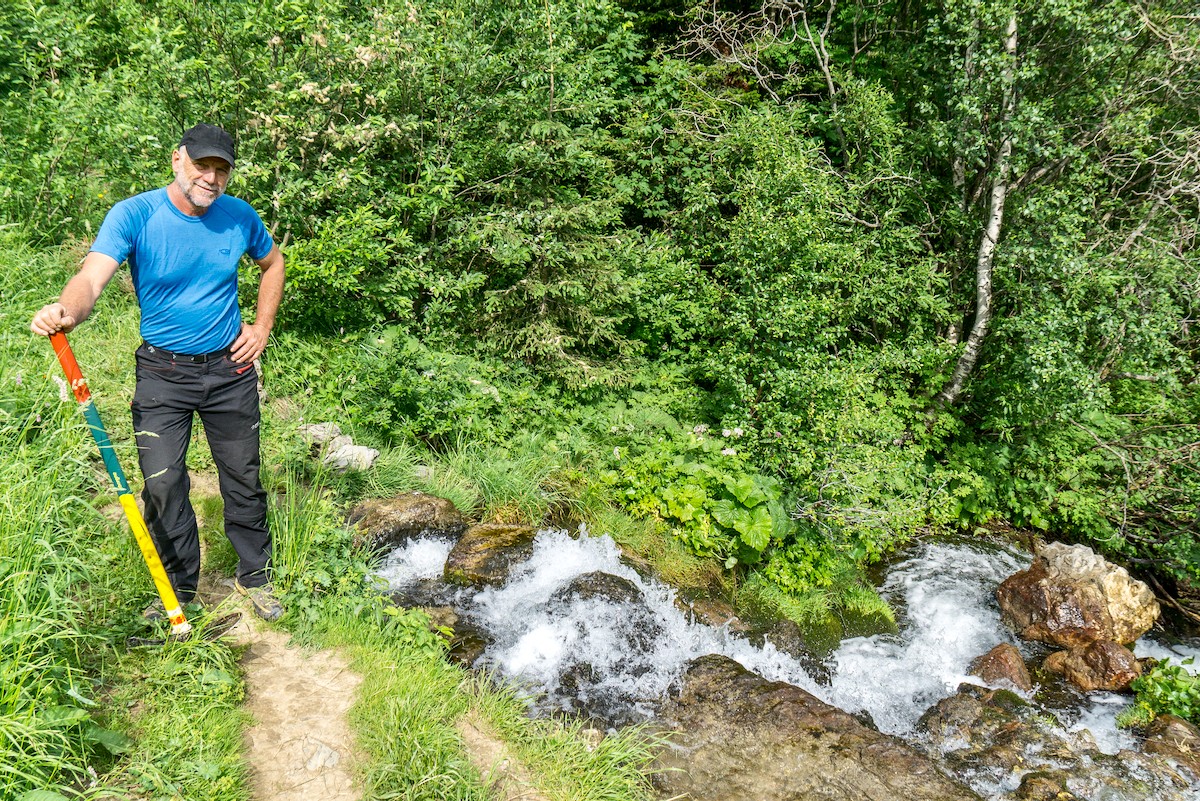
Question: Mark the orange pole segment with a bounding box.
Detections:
[48,332,192,638]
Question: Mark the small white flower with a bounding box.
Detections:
[613,447,621,459]
[721,447,736,456]
[732,427,744,437]
[693,424,709,434]
[13,372,21,386]
[722,429,733,437]
[52,375,70,403]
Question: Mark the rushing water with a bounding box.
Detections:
[376,527,1200,792]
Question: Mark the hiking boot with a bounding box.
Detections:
[142,600,165,622]
[142,597,203,622]
[234,579,284,621]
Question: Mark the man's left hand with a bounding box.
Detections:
[231,322,270,363]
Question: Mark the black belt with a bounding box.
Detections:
[143,341,233,363]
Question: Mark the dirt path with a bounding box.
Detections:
[190,472,531,801]
[457,710,551,801]
[202,578,363,801]
[190,471,363,799]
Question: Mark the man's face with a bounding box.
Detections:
[171,146,231,209]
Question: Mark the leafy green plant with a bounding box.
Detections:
[603,427,789,566]
[1118,658,1200,729]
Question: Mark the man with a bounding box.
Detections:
[30,123,285,621]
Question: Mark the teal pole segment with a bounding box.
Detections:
[81,400,131,496]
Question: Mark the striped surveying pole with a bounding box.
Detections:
[49,332,192,640]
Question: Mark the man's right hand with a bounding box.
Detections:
[30,302,77,336]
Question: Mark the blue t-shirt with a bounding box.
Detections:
[90,187,274,354]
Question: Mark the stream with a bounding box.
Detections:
[375,527,1200,799]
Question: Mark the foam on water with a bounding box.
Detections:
[1067,693,1138,755]
[375,528,1200,764]
[470,529,819,721]
[1135,638,1200,670]
[374,536,456,589]
[824,540,1030,734]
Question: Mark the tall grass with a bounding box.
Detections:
[431,434,577,524]
[1,236,252,799]
[0,443,99,795]
[0,236,109,796]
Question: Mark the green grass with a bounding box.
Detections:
[589,502,727,595]
[433,434,577,524]
[1,238,252,799]
[465,674,657,801]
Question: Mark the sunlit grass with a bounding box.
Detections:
[1,236,251,798]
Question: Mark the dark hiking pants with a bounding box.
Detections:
[131,342,271,603]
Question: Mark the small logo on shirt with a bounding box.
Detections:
[219,248,231,255]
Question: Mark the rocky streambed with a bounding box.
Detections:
[353,493,1200,801]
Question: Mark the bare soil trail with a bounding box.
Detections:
[457,710,551,801]
[191,471,531,801]
[202,575,364,801]
[191,471,363,801]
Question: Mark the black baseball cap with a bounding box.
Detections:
[178,123,236,167]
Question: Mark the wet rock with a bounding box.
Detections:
[418,606,492,668]
[651,654,981,801]
[918,682,1198,800]
[550,572,643,605]
[757,619,833,687]
[970,643,1033,691]
[389,576,459,609]
[996,541,1159,648]
[423,605,459,632]
[1144,715,1200,778]
[918,683,1030,755]
[676,595,741,629]
[444,523,536,587]
[1042,640,1141,692]
[349,492,466,554]
[447,620,492,669]
[540,572,668,726]
[1016,769,1077,800]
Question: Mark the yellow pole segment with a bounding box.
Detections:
[118,494,192,637]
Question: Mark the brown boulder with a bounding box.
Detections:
[348,492,466,553]
[995,542,1159,648]
[650,654,980,801]
[1016,770,1078,800]
[1042,640,1142,692]
[444,522,537,587]
[970,643,1033,691]
[1143,714,1200,778]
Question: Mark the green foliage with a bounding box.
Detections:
[0,241,112,797]
[586,492,727,590]
[281,327,563,450]
[603,425,789,566]
[100,640,250,801]
[1119,659,1200,729]
[278,206,415,331]
[267,469,445,656]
